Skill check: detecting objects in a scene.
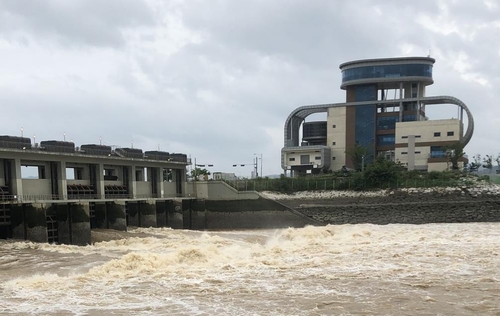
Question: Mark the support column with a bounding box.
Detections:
[96,163,105,199]
[58,161,67,200]
[156,167,164,198]
[140,200,157,227]
[12,158,23,202]
[127,164,137,199]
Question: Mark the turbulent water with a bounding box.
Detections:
[0,223,499,315]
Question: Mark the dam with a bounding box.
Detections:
[0,135,314,245]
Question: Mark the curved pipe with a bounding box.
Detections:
[284,96,474,147]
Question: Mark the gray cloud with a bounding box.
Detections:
[1,0,499,176]
[0,0,154,47]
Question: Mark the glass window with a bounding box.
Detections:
[447,131,454,136]
[434,132,441,137]
[355,85,376,101]
[332,157,336,160]
[332,142,336,145]
[342,64,433,83]
[377,134,395,146]
[315,156,321,160]
[430,146,446,158]
[377,116,399,130]
[401,136,408,139]
[289,158,295,161]
[403,114,416,122]
[355,104,375,163]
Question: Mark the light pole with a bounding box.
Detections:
[254,153,262,177]
[233,160,258,178]
[21,127,23,138]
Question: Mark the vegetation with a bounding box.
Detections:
[190,167,211,180]
[345,143,368,171]
[445,142,465,170]
[224,155,489,193]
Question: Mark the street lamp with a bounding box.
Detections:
[233,160,258,178]
[254,153,263,177]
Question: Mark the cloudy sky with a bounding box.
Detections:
[1,0,499,176]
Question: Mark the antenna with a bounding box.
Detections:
[428,49,431,57]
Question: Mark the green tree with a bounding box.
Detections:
[469,154,481,172]
[345,143,369,171]
[191,167,211,180]
[483,155,493,173]
[363,155,403,187]
[445,142,465,171]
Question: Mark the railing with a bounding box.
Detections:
[0,193,177,202]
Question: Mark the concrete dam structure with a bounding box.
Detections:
[0,135,316,244]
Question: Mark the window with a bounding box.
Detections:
[447,131,454,136]
[289,158,295,161]
[434,132,441,137]
[377,134,395,146]
[342,64,433,83]
[332,157,336,160]
[377,116,399,130]
[403,114,416,122]
[415,135,421,138]
[401,136,408,139]
[332,124,336,128]
[401,152,408,154]
[332,142,336,145]
[415,151,421,154]
[430,146,446,158]
[315,156,321,160]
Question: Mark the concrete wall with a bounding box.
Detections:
[9,203,48,243]
[163,181,177,197]
[327,106,347,170]
[185,181,260,200]
[21,179,51,198]
[395,119,462,171]
[204,198,317,229]
[93,201,127,231]
[126,200,157,227]
[136,181,152,197]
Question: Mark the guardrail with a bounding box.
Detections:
[0,193,184,202]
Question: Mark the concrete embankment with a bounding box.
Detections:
[261,184,500,225]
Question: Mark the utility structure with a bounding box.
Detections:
[233,156,260,178]
[281,56,474,176]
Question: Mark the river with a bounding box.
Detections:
[0,223,499,315]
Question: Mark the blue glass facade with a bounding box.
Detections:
[354,85,376,163]
[377,116,399,130]
[376,134,395,146]
[430,146,446,158]
[342,64,432,83]
[403,114,416,122]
